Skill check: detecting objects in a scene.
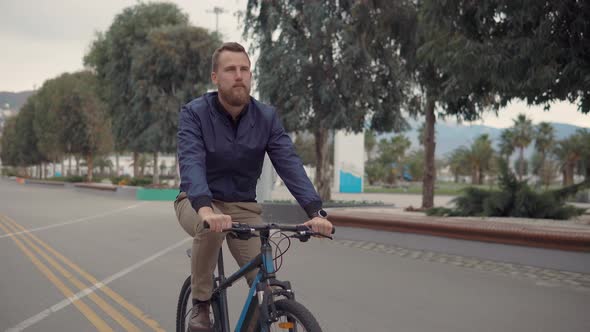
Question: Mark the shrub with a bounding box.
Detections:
[427,160,589,220]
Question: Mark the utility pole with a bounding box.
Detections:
[207,6,226,34]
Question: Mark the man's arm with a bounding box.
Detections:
[265,110,323,217]
[177,105,214,213]
[177,105,233,232]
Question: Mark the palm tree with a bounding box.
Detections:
[498,129,515,162]
[534,122,556,186]
[447,147,470,183]
[470,134,495,184]
[511,114,534,180]
[553,134,584,186]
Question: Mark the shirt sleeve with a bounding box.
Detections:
[177,105,212,212]
[266,110,322,217]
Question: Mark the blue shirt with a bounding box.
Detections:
[177,92,322,217]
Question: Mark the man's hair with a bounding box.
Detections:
[211,42,251,72]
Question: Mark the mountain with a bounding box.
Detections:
[378,120,588,158]
[0,90,35,111]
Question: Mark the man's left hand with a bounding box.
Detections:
[303,217,333,237]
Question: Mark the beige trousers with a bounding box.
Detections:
[174,194,263,301]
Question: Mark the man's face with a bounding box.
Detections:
[212,51,252,107]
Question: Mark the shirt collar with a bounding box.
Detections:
[214,95,249,124]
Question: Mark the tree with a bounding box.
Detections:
[244,0,411,200]
[534,122,556,186]
[469,134,495,184]
[85,2,189,177]
[420,0,590,114]
[293,133,316,167]
[446,147,470,183]
[48,72,113,182]
[13,97,45,174]
[364,129,377,161]
[129,25,220,184]
[404,149,425,181]
[377,135,412,185]
[510,114,534,180]
[498,129,515,162]
[553,133,584,186]
[0,116,19,169]
[358,1,495,208]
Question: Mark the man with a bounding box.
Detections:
[175,42,333,332]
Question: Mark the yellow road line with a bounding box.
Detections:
[2,214,166,332]
[0,219,114,332]
[1,217,141,332]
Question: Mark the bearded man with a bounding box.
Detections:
[174,42,333,332]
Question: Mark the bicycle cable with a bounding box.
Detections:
[268,231,292,273]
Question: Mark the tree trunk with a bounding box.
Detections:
[174,153,180,187]
[478,165,484,185]
[133,151,139,178]
[314,127,331,201]
[86,154,94,182]
[115,152,120,176]
[75,155,80,176]
[565,162,575,186]
[421,98,436,209]
[153,151,160,185]
[518,147,525,180]
[471,167,477,185]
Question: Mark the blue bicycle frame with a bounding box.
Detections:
[210,229,295,332]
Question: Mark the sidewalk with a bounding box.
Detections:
[272,186,590,252]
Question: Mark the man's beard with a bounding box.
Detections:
[219,84,251,107]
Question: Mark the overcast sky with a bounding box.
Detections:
[1,0,588,129]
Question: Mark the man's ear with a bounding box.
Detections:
[211,71,218,85]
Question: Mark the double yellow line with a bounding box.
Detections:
[0,215,165,332]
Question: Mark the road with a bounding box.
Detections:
[0,178,588,331]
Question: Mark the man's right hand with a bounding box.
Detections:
[198,207,232,232]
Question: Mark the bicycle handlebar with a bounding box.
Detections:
[203,222,335,240]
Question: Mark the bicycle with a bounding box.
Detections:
[176,222,335,332]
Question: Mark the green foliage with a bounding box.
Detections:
[365,159,388,185]
[404,149,425,181]
[427,160,589,219]
[129,25,220,154]
[84,2,189,152]
[420,0,590,114]
[244,0,412,200]
[293,134,316,167]
[129,177,153,187]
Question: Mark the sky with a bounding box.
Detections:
[1,0,588,129]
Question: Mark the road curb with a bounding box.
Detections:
[328,212,590,252]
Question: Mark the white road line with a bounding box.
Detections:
[0,203,146,239]
[4,237,192,332]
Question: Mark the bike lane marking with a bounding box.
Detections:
[1,216,142,331]
[0,202,146,239]
[2,213,191,332]
[0,217,114,332]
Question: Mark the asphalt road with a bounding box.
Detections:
[0,178,588,332]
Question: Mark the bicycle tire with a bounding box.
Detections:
[264,299,322,332]
[176,275,192,332]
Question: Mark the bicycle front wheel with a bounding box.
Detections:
[176,275,191,332]
[266,299,322,332]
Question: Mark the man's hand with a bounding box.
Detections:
[303,217,333,236]
[198,207,232,232]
